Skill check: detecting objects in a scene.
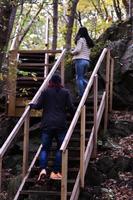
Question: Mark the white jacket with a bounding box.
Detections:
[71,37,90,61]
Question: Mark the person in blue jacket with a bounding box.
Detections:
[30,73,75,181]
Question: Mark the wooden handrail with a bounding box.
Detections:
[61,48,113,200]
[0,106,30,157]
[60,48,108,152]
[0,48,66,192]
[13,144,42,200]
[0,46,114,200]
[0,49,66,157]
[17,49,62,54]
[30,48,66,104]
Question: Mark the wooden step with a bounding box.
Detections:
[28,167,79,178]
[17,77,44,81]
[19,63,52,67]
[23,178,75,192]
[19,190,71,200]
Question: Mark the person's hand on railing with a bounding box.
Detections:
[28,102,34,109]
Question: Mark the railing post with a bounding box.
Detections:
[44,17,50,78]
[44,53,49,78]
[92,75,98,158]
[104,50,110,132]
[61,149,68,200]
[80,106,86,188]
[61,57,65,86]
[7,50,18,116]
[22,112,30,177]
[0,156,2,192]
[109,58,114,112]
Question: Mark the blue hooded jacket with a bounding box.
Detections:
[30,74,75,131]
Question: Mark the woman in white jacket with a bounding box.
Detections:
[71,27,94,98]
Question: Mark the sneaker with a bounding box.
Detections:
[50,172,62,180]
[57,172,62,179]
[37,169,47,182]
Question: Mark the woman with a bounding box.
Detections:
[71,27,94,98]
[29,74,75,181]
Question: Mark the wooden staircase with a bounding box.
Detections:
[16,97,97,200]
[7,50,61,117]
[0,48,114,200]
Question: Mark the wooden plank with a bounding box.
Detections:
[92,75,98,158]
[80,106,85,188]
[7,50,18,116]
[85,128,94,172]
[19,63,52,67]
[61,149,68,200]
[0,106,30,157]
[60,48,108,152]
[20,190,71,196]
[61,57,65,86]
[17,77,44,81]
[45,17,50,47]
[15,98,31,107]
[13,145,42,200]
[17,49,62,54]
[104,50,110,132]
[109,58,114,112]
[0,156,2,192]
[22,113,30,178]
[97,92,106,130]
[70,173,80,200]
[30,49,66,104]
[15,107,42,117]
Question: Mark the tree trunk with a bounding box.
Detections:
[101,0,109,20]
[11,1,44,50]
[129,0,133,18]
[65,0,79,50]
[91,1,104,20]
[52,0,58,50]
[113,0,122,21]
[122,0,129,16]
[0,1,17,70]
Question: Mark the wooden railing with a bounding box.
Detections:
[7,49,62,116]
[0,47,114,200]
[60,48,114,200]
[0,49,66,193]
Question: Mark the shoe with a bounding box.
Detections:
[50,172,62,180]
[37,169,47,182]
[57,172,62,179]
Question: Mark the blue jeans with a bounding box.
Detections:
[40,129,66,173]
[74,59,90,97]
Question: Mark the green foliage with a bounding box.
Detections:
[91,40,107,59]
[17,70,37,96]
[9,0,126,50]
[17,70,37,80]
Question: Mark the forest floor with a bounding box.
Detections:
[81,134,133,200]
[98,134,132,200]
[83,111,133,200]
[0,112,133,200]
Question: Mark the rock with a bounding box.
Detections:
[85,165,105,186]
[96,157,114,174]
[107,167,118,179]
[114,156,131,172]
[108,120,133,137]
[95,19,133,108]
[79,186,102,200]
